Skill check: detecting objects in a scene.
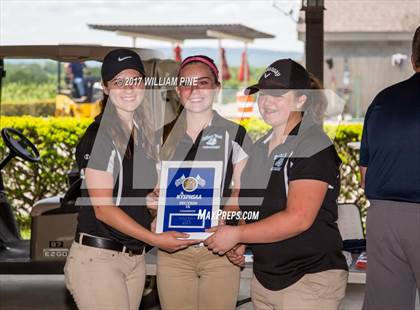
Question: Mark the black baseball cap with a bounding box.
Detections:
[245,59,311,96]
[101,48,146,82]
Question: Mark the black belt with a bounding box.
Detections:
[75,232,144,256]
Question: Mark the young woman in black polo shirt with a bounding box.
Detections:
[64,49,197,310]
[205,59,348,310]
[149,55,252,310]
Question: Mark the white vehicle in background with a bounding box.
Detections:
[0,44,181,309]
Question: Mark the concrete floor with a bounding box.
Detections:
[1,275,419,310]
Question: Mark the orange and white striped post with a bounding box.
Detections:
[236,91,254,120]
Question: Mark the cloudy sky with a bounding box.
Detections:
[0,0,303,51]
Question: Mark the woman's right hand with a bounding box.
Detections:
[152,231,200,253]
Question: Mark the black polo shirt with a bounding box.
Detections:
[360,72,420,203]
[158,111,252,204]
[75,116,157,250]
[239,121,348,291]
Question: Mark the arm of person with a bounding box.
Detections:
[66,64,74,79]
[85,168,199,252]
[359,102,372,190]
[205,179,328,254]
[238,179,327,243]
[82,62,90,74]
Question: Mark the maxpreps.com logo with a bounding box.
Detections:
[202,134,222,149]
[175,174,206,192]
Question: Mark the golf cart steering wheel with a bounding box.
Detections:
[1,128,40,162]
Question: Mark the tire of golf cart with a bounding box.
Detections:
[139,275,160,310]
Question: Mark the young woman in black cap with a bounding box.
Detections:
[205,59,348,310]
[64,48,198,310]
[148,55,252,310]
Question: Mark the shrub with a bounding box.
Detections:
[2,82,56,102]
[1,116,367,227]
[0,116,92,216]
[1,100,56,117]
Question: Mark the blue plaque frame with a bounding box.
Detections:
[156,161,223,240]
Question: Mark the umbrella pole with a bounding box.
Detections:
[172,42,175,60]
[57,61,61,94]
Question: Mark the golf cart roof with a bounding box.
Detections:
[0,45,163,62]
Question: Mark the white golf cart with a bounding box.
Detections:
[0,44,181,309]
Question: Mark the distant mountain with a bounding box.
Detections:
[158,47,302,67]
[5,47,302,68]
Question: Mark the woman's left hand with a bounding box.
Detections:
[204,225,241,255]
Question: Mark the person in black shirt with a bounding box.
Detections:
[149,55,252,310]
[205,59,348,310]
[360,26,420,310]
[64,49,197,310]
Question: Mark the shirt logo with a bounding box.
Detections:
[271,153,288,171]
[84,153,90,160]
[118,56,132,62]
[202,134,222,149]
[175,174,206,192]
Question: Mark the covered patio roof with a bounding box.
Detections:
[88,24,275,43]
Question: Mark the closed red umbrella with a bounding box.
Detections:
[238,50,250,82]
[220,47,231,81]
[174,44,182,62]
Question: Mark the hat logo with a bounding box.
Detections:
[118,56,132,62]
[265,67,281,78]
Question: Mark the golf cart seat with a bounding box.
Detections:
[30,176,82,217]
[31,166,81,217]
[30,177,82,261]
[30,196,62,217]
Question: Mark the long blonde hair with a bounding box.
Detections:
[98,88,157,160]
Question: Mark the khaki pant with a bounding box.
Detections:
[64,241,146,310]
[157,246,241,310]
[251,269,348,310]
